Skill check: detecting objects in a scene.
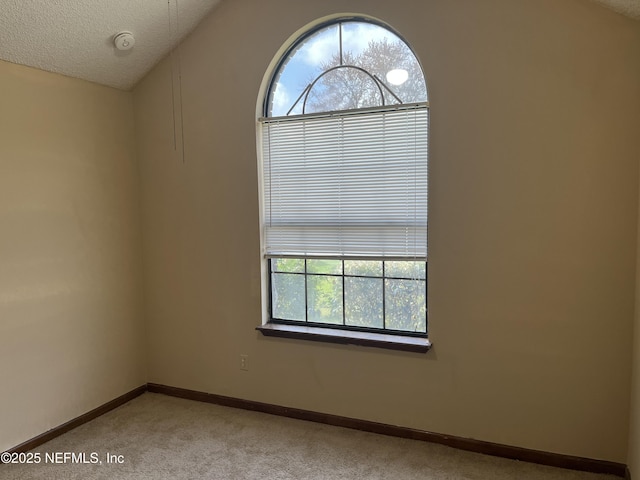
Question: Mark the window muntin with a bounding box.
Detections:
[271,258,427,335]
[259,17,428,337]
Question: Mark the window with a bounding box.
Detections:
[257,17,429,351]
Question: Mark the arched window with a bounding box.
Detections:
[258,17,429,345]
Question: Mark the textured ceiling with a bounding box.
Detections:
[0,0,637,91]
[0,0,221,90]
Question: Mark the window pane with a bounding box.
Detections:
[307,275,343,324]
[305,21,427,113]
[345,23,427,105]
[269,24,340,116]
[344,260,382,277]
[307,259,342,275]
[272,273,306,321]
[345,277,383,328]
[271,258,305,273]
[385,261,426,279]
[385,279,426,332]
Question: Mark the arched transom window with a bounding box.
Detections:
[267,19,427,116]
[258,17,430,345]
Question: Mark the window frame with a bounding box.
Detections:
[257,16,431,352]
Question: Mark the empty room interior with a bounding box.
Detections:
[2,0,640,478]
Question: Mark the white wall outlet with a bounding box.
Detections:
[240,354,249,371]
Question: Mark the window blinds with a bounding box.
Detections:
[259,103,428,259]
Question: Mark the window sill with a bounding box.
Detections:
[256,323,431,353]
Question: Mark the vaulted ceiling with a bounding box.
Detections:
[0,0,637,91]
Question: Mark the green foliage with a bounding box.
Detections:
[272,258,304,273]
[307,275,343,324]
[344,260,382,277]
[271,273,305,320]
[345,277,383,328]
[271,258,426,333]
[307,259,342,275]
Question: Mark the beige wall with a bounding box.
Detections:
[630,173,640,475]
[0,61,146,452]
[134,0,640,463]
[631,309,640,473]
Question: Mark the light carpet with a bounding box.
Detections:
[0,393,620,480]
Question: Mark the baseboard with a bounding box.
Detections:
[148,382,627,477]
[5,382,629,478]
[5,385,146,456]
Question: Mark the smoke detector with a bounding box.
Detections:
[114,32,135,51]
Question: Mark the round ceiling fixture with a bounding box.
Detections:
[114,32,135,51]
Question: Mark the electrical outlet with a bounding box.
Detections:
[240,354,249,371]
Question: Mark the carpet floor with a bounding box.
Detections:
[0,393,621,480]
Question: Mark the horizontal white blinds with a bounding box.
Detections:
[260,103,428,258]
